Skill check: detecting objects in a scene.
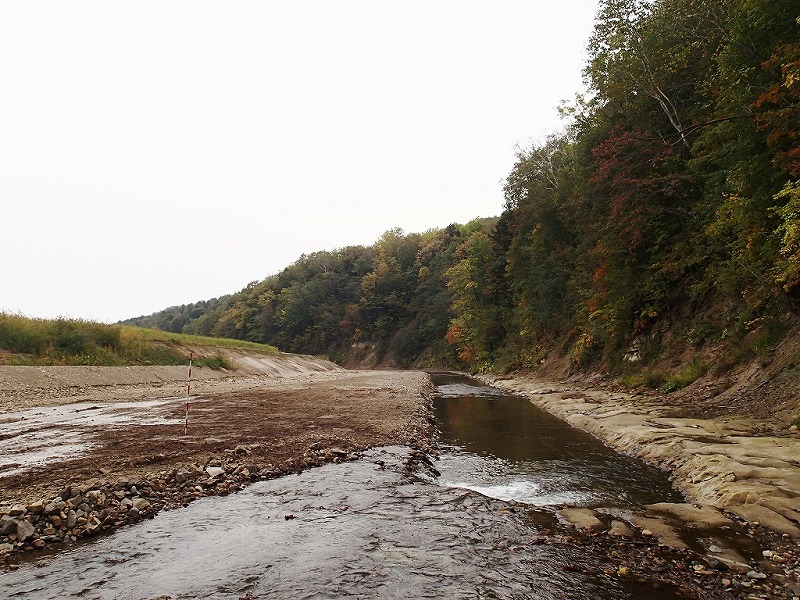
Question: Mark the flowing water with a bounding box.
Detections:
[0,374,696,599]
[431,372,683,508]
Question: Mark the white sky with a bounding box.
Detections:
[1,1,599,323]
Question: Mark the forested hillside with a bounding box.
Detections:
[126,0,800,382]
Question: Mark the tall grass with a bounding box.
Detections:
[0,313,277,366]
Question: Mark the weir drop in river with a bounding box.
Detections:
[0,374,751,599]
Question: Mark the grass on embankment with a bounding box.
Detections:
[0,313,277,367]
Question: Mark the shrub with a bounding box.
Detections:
[661,359,708,393]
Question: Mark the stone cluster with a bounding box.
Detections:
[0,445,278,566]
[0,443,386,567]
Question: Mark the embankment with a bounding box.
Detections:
[0,346,340,411]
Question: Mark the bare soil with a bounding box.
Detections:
[0,369,436,509]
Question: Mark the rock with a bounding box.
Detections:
[65,510,77,529]
[15,520,35,543]
[175,471,188,484]
[27,500,45,514]
[630,515,688,550]
[746,570,767,579]
[608,520,635,537]
[762,549,774,558]
[50,515,62,527]
[8,504,26,517]
[0,517,18,536]
[131,498,151,511]
[708,545,722,553]
[127,507,140,519]
[789,424,798,433]
[0,542,13,556]
[44,500,65,516]
[646,502,734,529]
[557,508,605,532]
[205,466,224,479]
[728,504,800,537]
[714,551,751,574]
[86,490,106,506]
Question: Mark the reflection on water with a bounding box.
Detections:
[431,373,683,507]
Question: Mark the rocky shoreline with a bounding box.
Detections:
[0,443,410,568]
[0,367,438,570]
[487,374,800,598]
[488,376,800,535]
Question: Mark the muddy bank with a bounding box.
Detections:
[0,367,436,566]
[488,376,800,539]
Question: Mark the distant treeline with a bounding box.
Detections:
[124,224,476,367]
[126,0,800,375]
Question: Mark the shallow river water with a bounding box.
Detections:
[1,374,695,599]
[431,373,683,508]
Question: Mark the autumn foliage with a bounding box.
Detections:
[127,1,800,373]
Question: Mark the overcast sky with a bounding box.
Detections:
[1,1,599,323]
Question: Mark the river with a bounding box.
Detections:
[0,374,716,599]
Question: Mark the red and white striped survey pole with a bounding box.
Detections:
[184,351,193,435]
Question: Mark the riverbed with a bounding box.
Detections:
[1,373,752,599]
